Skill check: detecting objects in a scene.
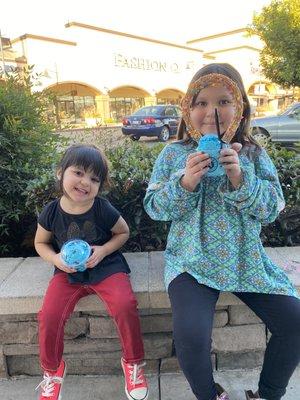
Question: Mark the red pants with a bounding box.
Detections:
[38,272,144,372]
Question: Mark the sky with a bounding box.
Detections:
[1,0,272,44]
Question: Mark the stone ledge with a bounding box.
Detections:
[0,247,299,315]
[1,247,299,378]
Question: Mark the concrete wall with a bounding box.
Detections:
[0,247,299,378]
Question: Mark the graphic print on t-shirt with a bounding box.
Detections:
[60,220,98,244]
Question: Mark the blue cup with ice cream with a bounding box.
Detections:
[61,239,91,272]
[197,134,229,177]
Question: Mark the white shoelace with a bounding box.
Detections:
[128,362,146,385]
[35,372,64,397]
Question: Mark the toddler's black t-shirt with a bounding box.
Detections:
[38,197,130,284]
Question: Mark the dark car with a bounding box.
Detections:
[122,105,182,142]
[250,102,300,145]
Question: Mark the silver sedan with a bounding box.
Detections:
[250,102,300,145]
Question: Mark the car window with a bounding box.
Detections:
[279,103,300,116]
[174,107,182,117]
[292,107,300,117]
[133,107,163,116]
[164,107,177,117]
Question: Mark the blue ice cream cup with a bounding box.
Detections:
[197,134,229,177]
[61,239,91,272]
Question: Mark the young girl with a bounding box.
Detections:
[35,144,148,400]
[144,63,300,400]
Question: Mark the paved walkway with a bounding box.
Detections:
[1,368,299,399]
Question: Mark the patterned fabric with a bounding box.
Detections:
[143,141,299,298]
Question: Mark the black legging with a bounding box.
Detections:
[168,273,300,400]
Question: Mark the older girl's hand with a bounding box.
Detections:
[180,152,211,192]
[219,143,243,189]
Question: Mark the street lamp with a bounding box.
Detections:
[0,29,6,80]
[43,63,61,127]
[43,62,59,85]
[250,61,265,116]
[250,61,264,94]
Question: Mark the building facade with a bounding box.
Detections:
[187,28,291,116]
[0,23,292,127]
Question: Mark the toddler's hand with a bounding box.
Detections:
[86,245,107,269]
[219,143,243,188]
[180,152,211,192]
[52,253,77,274]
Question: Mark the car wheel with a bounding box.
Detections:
[252,128,271,147]
[130,135,140,141]
[158,126,170,142]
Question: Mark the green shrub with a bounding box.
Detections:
[0,69,66,255]
[105,141,170,251]
[267,143,299,207]
[261,143,300,246]
[2,128,299,256]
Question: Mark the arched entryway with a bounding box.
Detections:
[46,82,102,126]
[108,86,150,122]
[156,88,184,105]
[247,81,279,116]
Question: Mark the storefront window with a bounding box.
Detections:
[250,96,268,116]
[109,97,145,121]
[57,95,96,124]
[73,97,85,121]
[248,84,270,116]
[157,97,181,105]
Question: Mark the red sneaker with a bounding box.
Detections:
[121,358,149,400]
[36,360,66,400]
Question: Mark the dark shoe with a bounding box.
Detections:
[245,389,262,399]
[216,383,230,400]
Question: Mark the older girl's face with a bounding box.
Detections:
[189,85,236,135]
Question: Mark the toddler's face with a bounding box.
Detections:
[189,85,235,135]
[59,165,100,205]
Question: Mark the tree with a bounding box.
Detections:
[251,0,300,90]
